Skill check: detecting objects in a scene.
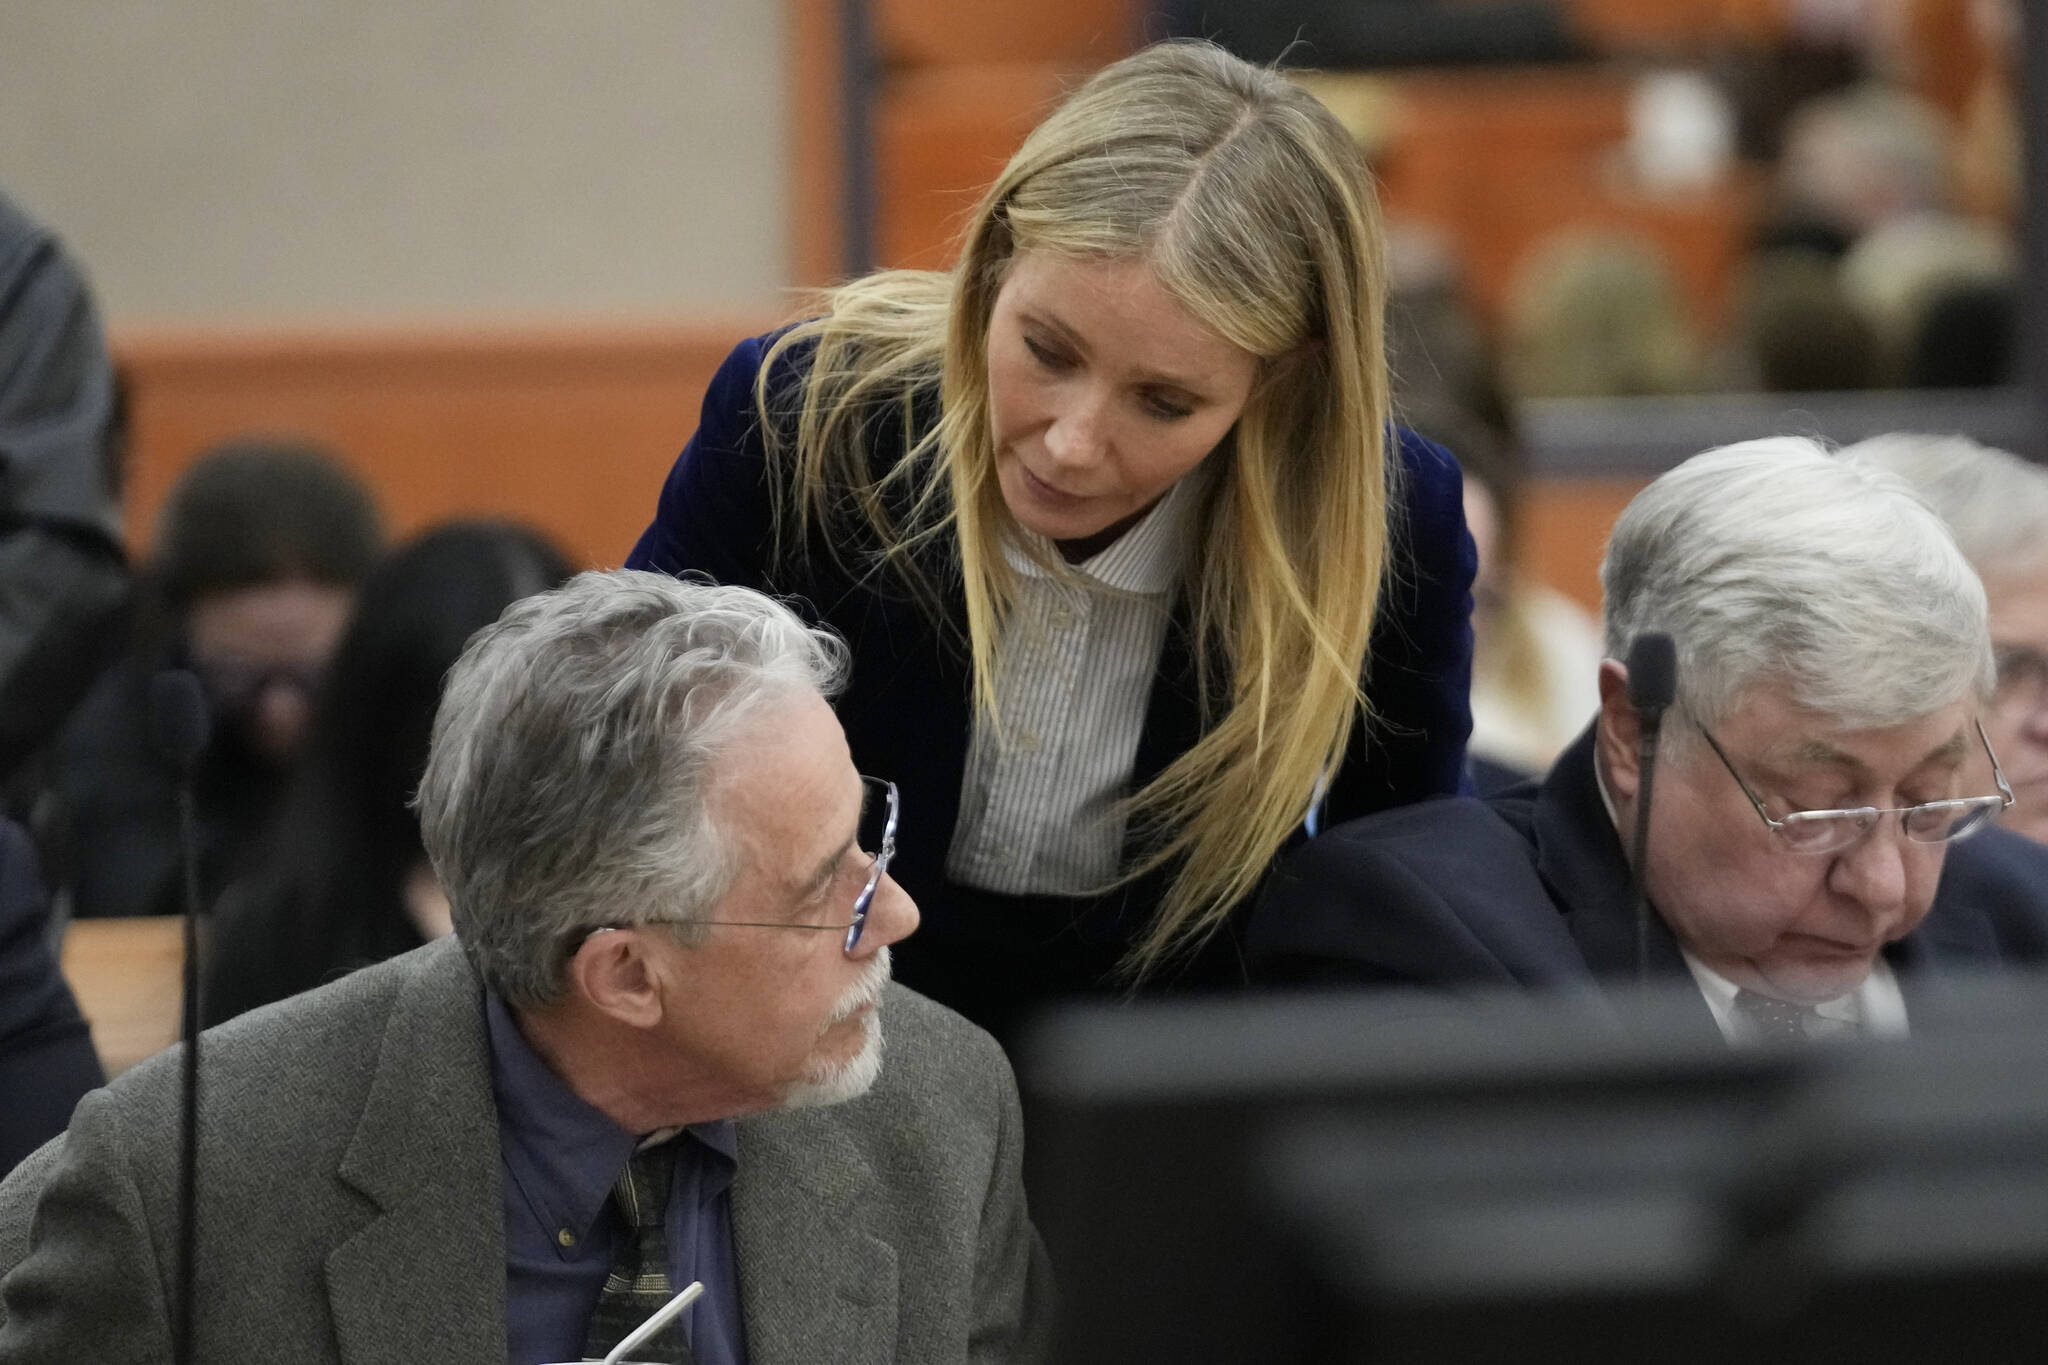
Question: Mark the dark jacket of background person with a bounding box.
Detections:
[1248,726,2048,1032]
[204,523,573,1025]
[0,821,102,1176]
[48,444,382,921]
[627,333,1475,1042]
[0,189,129,797]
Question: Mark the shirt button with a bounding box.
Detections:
[1016,731,1041,752]
[1047,605,1075,629]
[557,1228,577,1248]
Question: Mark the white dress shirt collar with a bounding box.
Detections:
[1682,949,1909,1043]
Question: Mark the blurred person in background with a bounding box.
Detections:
[1848,434,2048,846]
[1748,59,2019,392]
[1774,81,1952,243]
[1254,438,2048,1042]
[1903,276,2015,388]
[50,441,383,920]
[0,822,101,1176]
[205,521,573,1024]
[628,40,1475,1044]
[1501,231,1701,400]
[1452,426,1602,791]
[1839,212,2014,385]
[0,188,129,813]
[1387,273,1599,787]
[0,186,122,1181]
[1733,246,1880,391]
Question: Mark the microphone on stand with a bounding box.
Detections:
[148,670,210,1365]
[1625,633,1677,993]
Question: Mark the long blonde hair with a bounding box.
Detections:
[760,40,1394,975]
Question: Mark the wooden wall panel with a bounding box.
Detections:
[113,319,778,568]
[875,0,1135,65]
[875,63,1081,270]
[789,0,848,285]
[1519,475,1650,613]
[1365,68,1756,337]
[1561,0,1785,49]
[110,317,1648,640]
[870,56,1759,314]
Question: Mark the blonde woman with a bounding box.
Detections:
[628,40,1475,1039]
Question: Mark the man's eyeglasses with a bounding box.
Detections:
[587,776,899,957]
[1697,720,2013,855]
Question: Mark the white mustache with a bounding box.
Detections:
[824,947,891,1026]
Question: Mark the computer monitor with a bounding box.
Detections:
[1021,979,2048,1363]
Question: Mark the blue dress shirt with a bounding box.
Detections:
[485,993,747,1365]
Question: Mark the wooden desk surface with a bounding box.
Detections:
[60,917,185,1077]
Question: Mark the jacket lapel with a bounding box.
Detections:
[325,940,506,1365]
[731,1105,897,1365]
[1536,729,1720,1036]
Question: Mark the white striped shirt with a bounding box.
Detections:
[945,475,1202,895]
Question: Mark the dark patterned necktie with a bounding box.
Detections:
[583,1142,695,1364]
[1731,989,1823,1043]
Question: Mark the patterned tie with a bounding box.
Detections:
[583,1142,695,1364]
[1731,989,1823,1044]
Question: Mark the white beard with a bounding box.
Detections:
[781,948,890,1110]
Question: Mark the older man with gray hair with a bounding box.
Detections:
[0,571,1052,1364]
[1847,433,2048,848]
[1251,437,2048,1041]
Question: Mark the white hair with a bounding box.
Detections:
[1843,433,2048,581]
[415,570,849,1009]
[779,951,892,1110]
[1601,436,1993,731]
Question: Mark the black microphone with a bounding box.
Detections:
[148,669,210,1365]
[1625,633,1677,992]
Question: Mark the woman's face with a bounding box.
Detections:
[985,250,1258,551]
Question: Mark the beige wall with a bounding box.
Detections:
[0,2,787,325]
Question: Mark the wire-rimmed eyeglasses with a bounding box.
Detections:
[583,775,898,956]
[1697,719,2013,855]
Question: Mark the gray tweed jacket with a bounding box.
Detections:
[0,936,1053,1363]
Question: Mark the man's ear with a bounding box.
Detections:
[564,928,666,1030]
[1596,658,1642,801]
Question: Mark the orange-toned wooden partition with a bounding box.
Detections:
[870,0,1138,272]
[61,918,182,1076]
[112,319,778,566]
[112,320,1637,611]
[794,8,1759,339]
[786,0,1140,283]
[1521,476,1650,612]
[1562,0,1784,49]
[788,0,1791,287]
[1359,68,1758,336]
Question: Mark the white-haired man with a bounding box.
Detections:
[1848,433,2048,847]
[0,572,1052,1363]
[1251,438,2048,1041]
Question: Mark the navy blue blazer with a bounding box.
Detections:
[0,822,102,1175]
[628,332,1476,1034]
[1249,725,2048,1032]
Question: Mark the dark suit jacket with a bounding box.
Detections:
[0,937,1052,1364]
[1249,726,2048,1031]
[626,333,1475,1030]
[0,821,101,1176]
